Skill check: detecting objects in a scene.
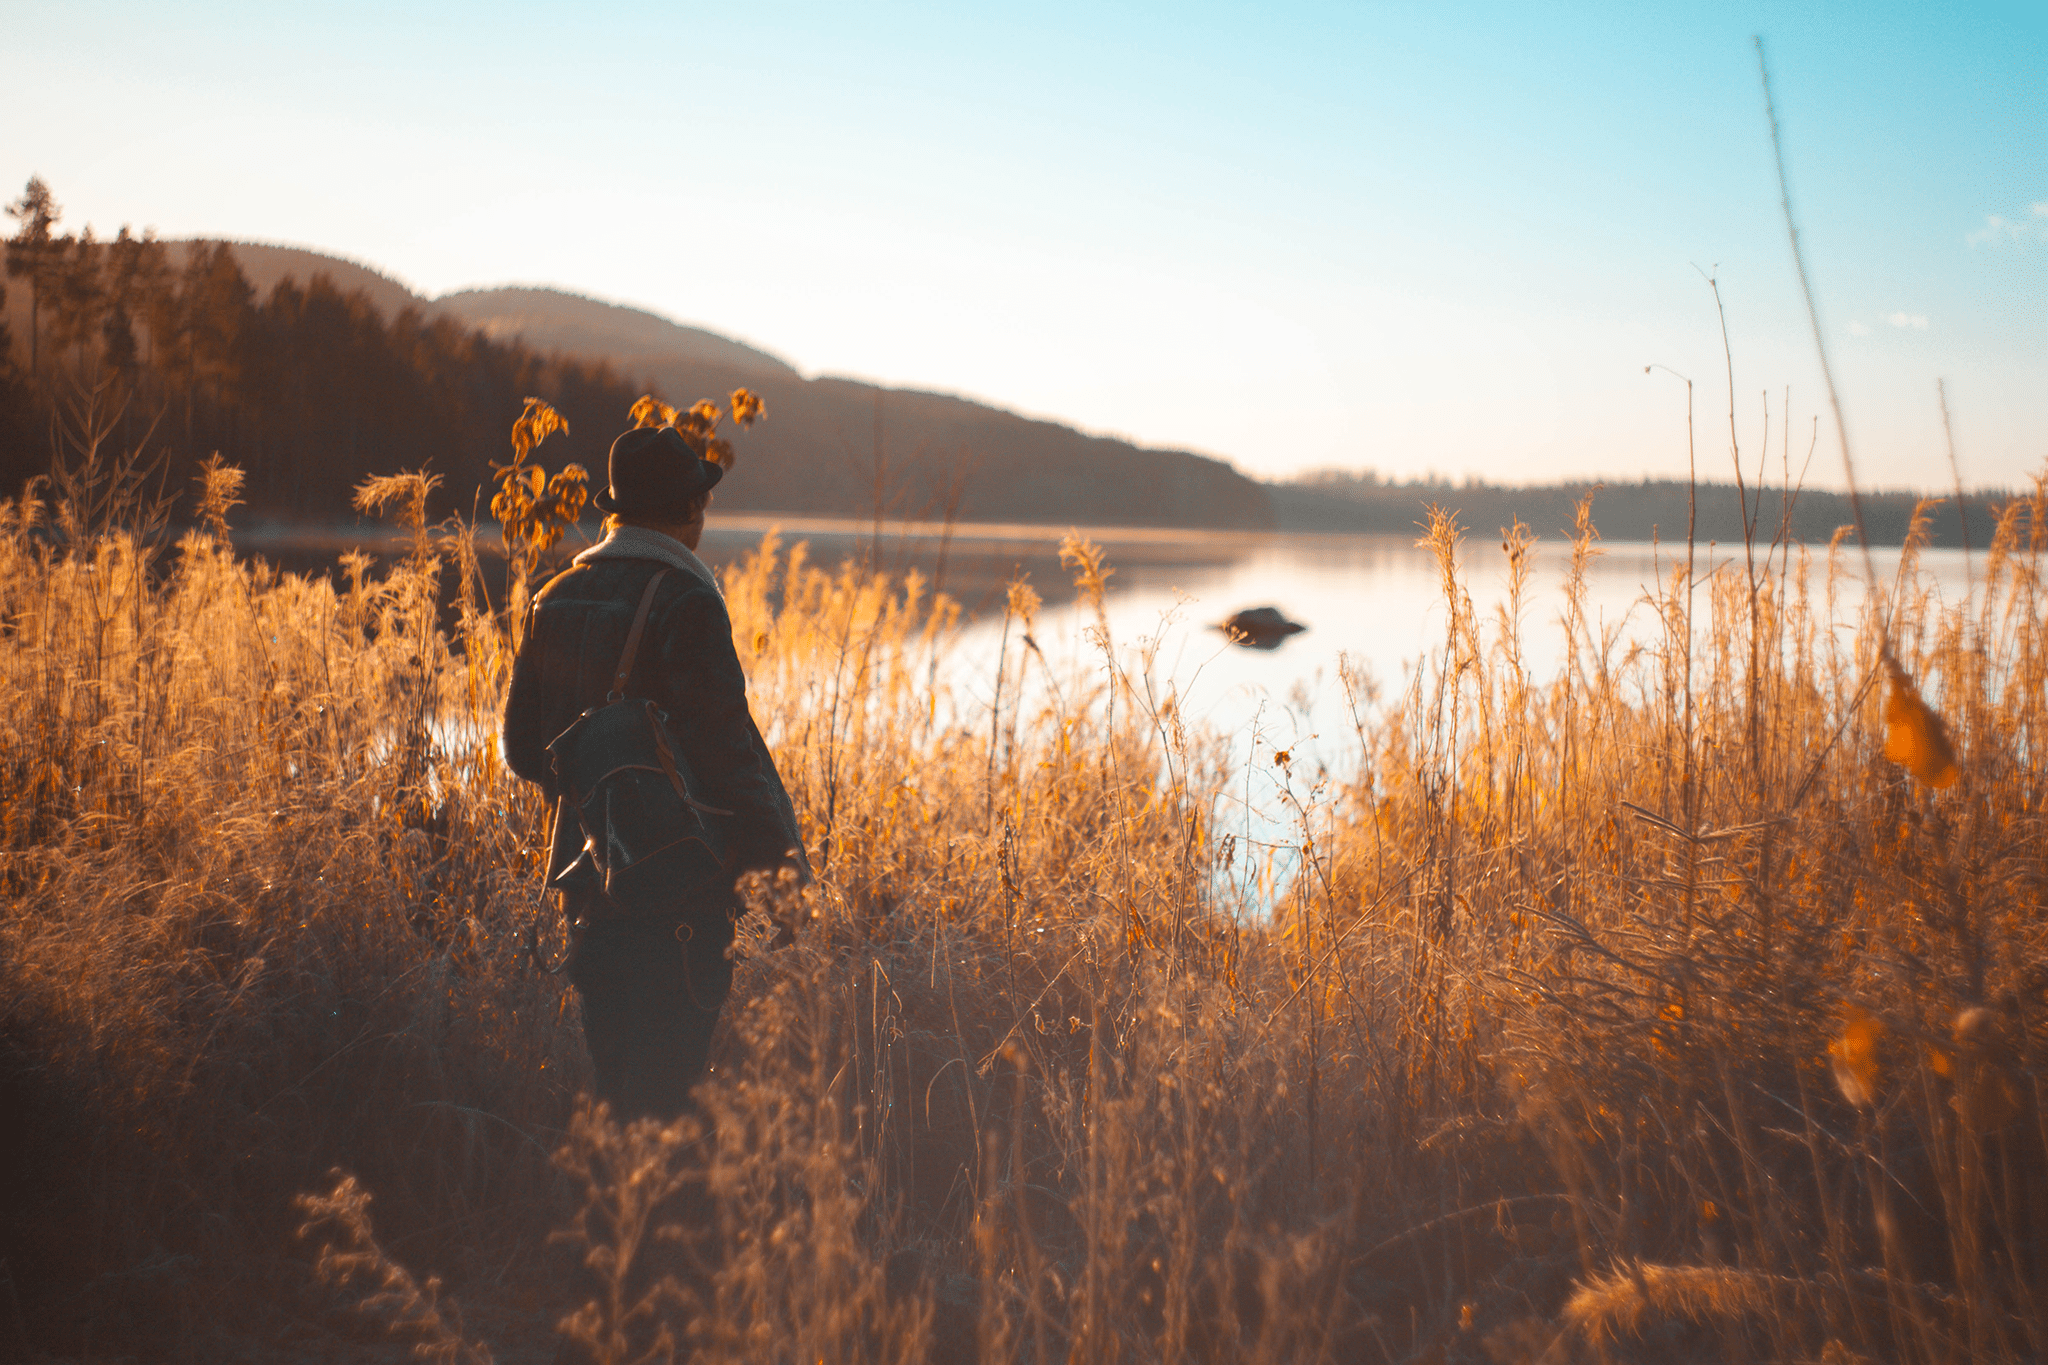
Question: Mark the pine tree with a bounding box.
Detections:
[50,226,104,372]
[186,241,251,407]
[172,243,208,438]
[4,177,62,376]
[130,231,175,369]
[0,277,39,493]
[100,227,145,380]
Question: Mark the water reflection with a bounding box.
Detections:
[706,520,1972,893]
[242,512,1975,766]
[256,513,1974,906]
[697,516,1975,781]
[1216,606,1309,650]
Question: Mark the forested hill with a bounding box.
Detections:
[224,244,1270,529]
[0,227,1271,529]
[0,237,648,523]
[0,212,2010,543]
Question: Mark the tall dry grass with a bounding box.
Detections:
[1,423,2042,1362]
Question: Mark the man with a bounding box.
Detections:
[502,424,808,1124]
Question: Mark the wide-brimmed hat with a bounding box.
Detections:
[591,426,725,517]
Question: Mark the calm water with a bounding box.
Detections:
[705,516,1974,772]
[701,518,1973,884]
[246,513,1975,769]
[254,515,1975,895]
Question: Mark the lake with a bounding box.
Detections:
[244,513,1975,893]
[242,513,1976,770]
[701,514,1975,769]
[696,516,1975,883]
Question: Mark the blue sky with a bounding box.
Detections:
[5,0,2042,490]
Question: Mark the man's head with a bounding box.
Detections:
[595,425,724,549]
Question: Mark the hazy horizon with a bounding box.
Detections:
[7,1,2042,493]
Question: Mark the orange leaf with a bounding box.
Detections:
[547,465,590,521]
[628,394,676,430]
[512,396,569,455]
[1829,1004,1883,1108]
[1882,658,1959,789]
[729,386,765,427]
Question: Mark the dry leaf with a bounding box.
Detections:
[511,396,569,460]
[729,386,765,427]
[628,394,677,430]
[1882,657,1959,789]
[1829,1004,1883,1108]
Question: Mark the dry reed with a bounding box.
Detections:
[2,418,2042,1363]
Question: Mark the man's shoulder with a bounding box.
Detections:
[533,558,722,619]
[536,558,632,602]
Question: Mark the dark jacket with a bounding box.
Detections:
[502,536,807,892]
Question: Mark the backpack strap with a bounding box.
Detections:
[607,569,668,702]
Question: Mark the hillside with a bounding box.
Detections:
[0,239,646,518]
[0,234,1271,529]
[5,234,2000,543]
[218,241,424,321]
[433,287,800,384]
[202,244,1276,530]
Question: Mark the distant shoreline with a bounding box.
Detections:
[225,478,2017,557]
[1263,477,2014,548]
[221,510,1998,583]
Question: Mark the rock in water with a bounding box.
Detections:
[1215,606,1307,651]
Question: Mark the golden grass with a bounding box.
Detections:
[1,440,2043,1363]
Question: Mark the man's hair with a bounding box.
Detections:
[605,490,711,536]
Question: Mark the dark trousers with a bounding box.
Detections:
[553,891,738,1363]
[567,895,737,1125]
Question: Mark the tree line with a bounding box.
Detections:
[5,175,2012,546]
[1273,465,2015,549]
[1,178,645,522]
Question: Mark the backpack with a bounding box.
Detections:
[544,570,733,901]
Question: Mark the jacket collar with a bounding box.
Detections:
[572,524,721,597]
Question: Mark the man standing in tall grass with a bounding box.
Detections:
[502,424,808,1124]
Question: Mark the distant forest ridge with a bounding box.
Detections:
[0,231,650,524]
[0,203,1267,530]
[1269,471,2014,548]
[0,187,2022,545]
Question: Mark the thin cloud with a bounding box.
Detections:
[1847,320,1871,336]
[1967,201,2048,246]
[1886,311,1929,329]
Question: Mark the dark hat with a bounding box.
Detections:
[592,426,725,517]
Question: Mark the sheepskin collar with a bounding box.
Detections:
[572,524,721,596]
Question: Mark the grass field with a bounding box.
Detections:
[2,432,2043,1363]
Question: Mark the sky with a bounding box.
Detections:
[4,0,2043,491]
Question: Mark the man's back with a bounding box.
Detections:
[502,539,804,885]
